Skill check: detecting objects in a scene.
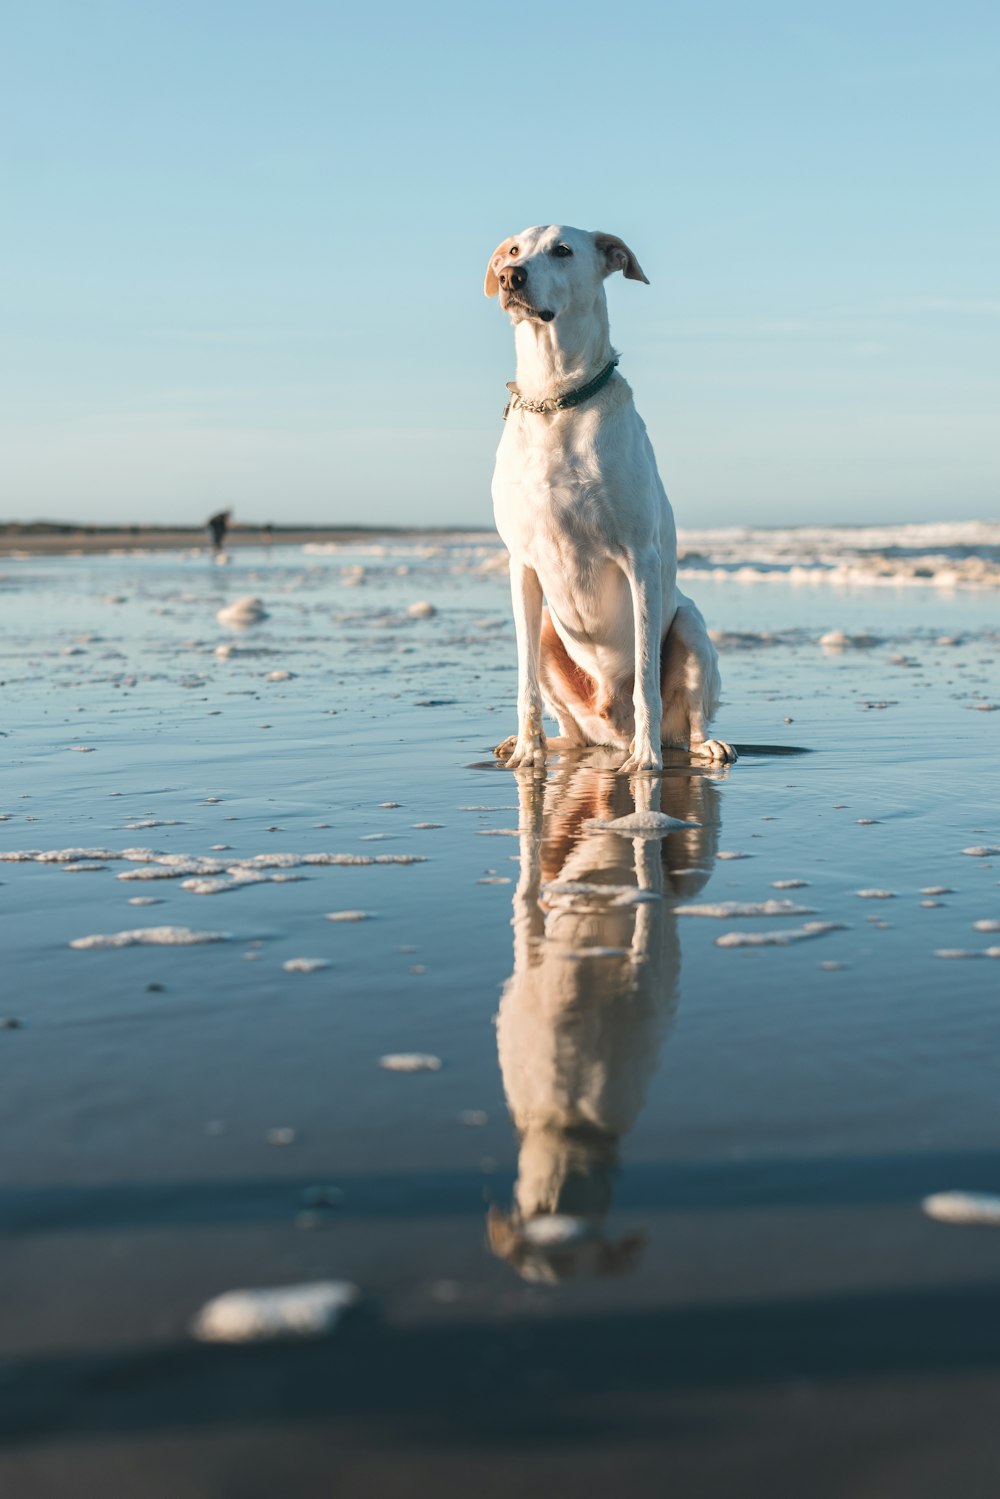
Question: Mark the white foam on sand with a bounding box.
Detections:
[118,860,226,881]
[1,847,157,865]
[675,899,816,918]
[379,1053,442,1072]
[520,1215,596,1247]
[238,853,312,868]
[181,873,261,895]
[303,852,427,867]
[181,870,302,895]
[586,811,698,838]
[819,630,883,650]
[923,1191,1000,1226]
[716,922,845,949]
[934,948,1000,960]
[216,596,268,627]
[1,847,428,883]
[192,1280,360,1343]
[70,926,230,950]
[304,853,376,866]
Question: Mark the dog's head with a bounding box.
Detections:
[483,225,648,324]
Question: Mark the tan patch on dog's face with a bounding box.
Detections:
[484,237,517,297]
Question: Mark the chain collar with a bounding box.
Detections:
[502,357,620,421]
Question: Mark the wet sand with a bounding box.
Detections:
[2,534,1000,1496]
[0,524,484,556]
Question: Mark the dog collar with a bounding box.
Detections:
[503,357,620,420]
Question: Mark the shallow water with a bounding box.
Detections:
[3,535,1000,1491]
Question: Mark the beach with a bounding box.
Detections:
[2,526,1000,1497]
[0,524,464,556]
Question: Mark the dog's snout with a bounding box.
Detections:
[499,264,528,292]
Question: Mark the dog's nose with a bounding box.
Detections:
[498,264,528,291]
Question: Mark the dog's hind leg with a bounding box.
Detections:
[537,609,592,747]
[660,600,737,764]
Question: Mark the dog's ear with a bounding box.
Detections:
[594,232,649,284]
[484,237,515,297]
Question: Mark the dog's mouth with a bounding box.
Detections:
[502,293,555,323]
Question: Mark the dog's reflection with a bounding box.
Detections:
[489,752,723,1281]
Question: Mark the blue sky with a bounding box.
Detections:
[2,0,997,529]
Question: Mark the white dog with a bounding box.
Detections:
[486,223,735,772]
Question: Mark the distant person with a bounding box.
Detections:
[262,522,273,548]
[207,509,231,552]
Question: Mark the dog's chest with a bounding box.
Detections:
[492,412,631,566]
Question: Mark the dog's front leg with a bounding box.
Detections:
[618,551,663,774]
[495,561,547,769]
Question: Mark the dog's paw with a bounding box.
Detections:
[616,744,663,775]
[495,733,547,769]
[692,738,737,764]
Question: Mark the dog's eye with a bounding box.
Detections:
[509,246,519,257]
[553,244,573,257]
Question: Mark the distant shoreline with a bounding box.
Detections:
[0,523,493,557]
